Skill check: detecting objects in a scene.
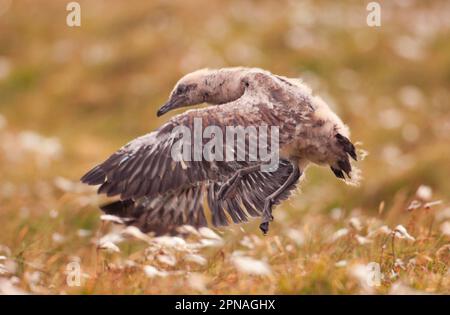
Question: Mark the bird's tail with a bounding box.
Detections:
[330,134,356,179]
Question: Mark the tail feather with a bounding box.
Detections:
[331,133,357,180]
[336,133,357,161]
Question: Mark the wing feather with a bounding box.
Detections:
[81,92,298,201]
[99,159,299,234]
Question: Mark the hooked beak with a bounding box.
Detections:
[156,97,187,117]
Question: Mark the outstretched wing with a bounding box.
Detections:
[100,159,299,234]
[81,92,299,201]
[81,84,306,234]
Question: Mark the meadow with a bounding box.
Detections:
[0,0,449,294]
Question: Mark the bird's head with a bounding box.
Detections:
[157,68,247,117]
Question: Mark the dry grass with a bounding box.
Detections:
[0,0,449,294]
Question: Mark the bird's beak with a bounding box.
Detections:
[157,97,187,117]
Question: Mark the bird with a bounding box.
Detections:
[81,67,358,235]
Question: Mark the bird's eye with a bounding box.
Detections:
[176,85,186,95]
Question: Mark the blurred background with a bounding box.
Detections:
[0,0,449,294]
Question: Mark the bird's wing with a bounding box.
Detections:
[81,90,299,201]
[100,159,298,234]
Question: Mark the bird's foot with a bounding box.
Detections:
[259,221,270,235]
[260,199,275,235]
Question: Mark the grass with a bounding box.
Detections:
[0,0,449,294]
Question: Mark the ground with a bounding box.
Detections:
[0,0,449,294]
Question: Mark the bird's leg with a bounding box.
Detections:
[218,164,262,200]
[260,164,301,235]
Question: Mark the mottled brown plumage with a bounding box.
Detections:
[81,67,358,235]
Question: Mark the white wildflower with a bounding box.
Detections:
[100,214,126,224]
[349,217,363,231]
[98,232,123,245]
[335,260,347,267]
[393,225,415,241]
[330,228,349,242]
[143,265,168,278]
[153,236,187,250]
[240,236,255,249]
[154,236,186,247]
[176,225,201,236]
[98,241,120,253]
[199,238,224,248]
[184,254,207,266]
[121,226,152,243]
[198,227,222,240]
[416,185,432,200]
[157,254,176,266]
[231,254,272,276]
